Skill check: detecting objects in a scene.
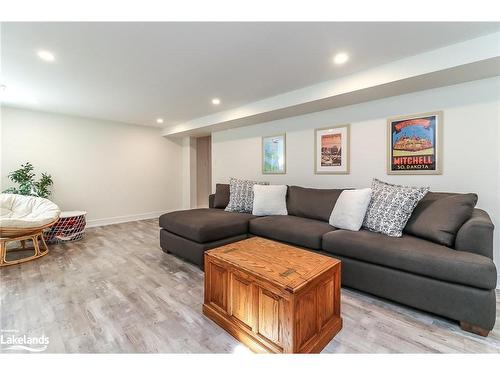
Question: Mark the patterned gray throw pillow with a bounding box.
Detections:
[363,179,429,237]
[225,177,269,213]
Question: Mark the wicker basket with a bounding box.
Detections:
[44,211,87,244]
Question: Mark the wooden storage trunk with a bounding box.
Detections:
[203,237,342,353]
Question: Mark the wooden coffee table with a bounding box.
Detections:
[203,237,342,353]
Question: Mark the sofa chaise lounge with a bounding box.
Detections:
[159,184,497,336]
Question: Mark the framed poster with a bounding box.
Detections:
[314,124,350,174]
[262,134,286,174]
[387,111,443,175]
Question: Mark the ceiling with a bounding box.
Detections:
[2,22,499,127]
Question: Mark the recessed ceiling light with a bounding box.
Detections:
[333,52,349,65]
[212,98,221,105]
[37,50,56,62]
[156,118,164,124]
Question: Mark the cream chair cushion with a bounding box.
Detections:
[0,193,61,228]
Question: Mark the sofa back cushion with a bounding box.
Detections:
[213,183,230,209]
[287,186,344,222]
[404,192,477,247]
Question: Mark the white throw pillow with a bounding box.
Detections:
[329,188,372,231]
[252,185,288,216]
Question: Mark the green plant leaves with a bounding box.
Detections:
[2,162,53,198]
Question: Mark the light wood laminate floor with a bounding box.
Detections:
[1,219,499,353]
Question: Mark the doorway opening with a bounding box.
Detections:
[195,135,212,208]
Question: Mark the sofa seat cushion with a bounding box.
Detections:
[249,215,335,250]
[159,208,255,243]
[322,230,497,289]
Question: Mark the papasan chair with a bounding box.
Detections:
[0,193,60,267]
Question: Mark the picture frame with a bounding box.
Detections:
[387,111,443,175]
[262,134,286,174]
[314,124,350,174]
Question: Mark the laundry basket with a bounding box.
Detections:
[44,211,87,243]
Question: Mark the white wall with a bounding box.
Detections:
[1,107,184,226]
[212,77,500,270]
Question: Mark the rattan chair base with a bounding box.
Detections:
[0,220,57,267]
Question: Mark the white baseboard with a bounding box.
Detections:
[86,210,177,228]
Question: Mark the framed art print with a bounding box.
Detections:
[314,124,350,174]
[262,134,286,174]
[387,111,443,175]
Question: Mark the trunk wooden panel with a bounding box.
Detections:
[207,262,228,313]
[296,288,318,349]
[318,279,335,327]
[230,274,253,328]
[258,288,281,346]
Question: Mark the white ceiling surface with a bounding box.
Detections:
[164,32,500,136]
[2,22,500,128]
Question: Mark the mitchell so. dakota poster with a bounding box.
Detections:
[388,112,442,175]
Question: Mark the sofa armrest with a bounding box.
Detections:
[208,194,216,208]
[455,209,495,259]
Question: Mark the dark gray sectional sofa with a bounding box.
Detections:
[159,184,497,336]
